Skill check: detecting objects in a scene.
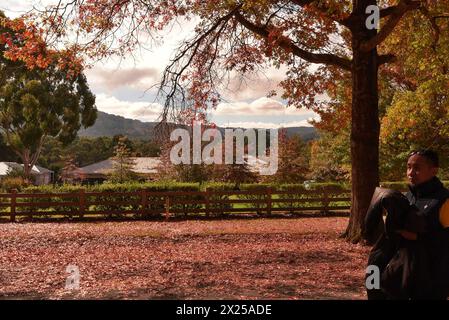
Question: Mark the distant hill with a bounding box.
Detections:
[283,127,318,141]
[78,111,157,139]
[79,111,318,141]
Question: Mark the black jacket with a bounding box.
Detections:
[365,177,449,300]
[406,177,449,298]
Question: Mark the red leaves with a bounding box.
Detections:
[1,16,49,69]
[0,15,83,76]
[0,218,370,299]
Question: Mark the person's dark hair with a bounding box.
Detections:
[408,149,439,167]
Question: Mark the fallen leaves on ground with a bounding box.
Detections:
[0,217,370,299]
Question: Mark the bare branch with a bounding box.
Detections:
[233,11,351,70]
[156,5,243,123]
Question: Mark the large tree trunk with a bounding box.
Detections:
[344,0,380,243]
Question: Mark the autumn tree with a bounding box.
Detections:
[309,131,351,182]
[0,11,97,179]
[378,4,449,180]
[109,136,137,183]
[33,1,448,242]
[212,142,258,188]
[263,131,310,183]
[156,128,213,183]
[60,155,80,184]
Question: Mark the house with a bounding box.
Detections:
[0,162,54,185]
[78,155,273,183]
[78,157,161,182]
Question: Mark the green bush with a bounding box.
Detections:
[19,184,83,218]
[22,182,202,218]
[0,177,31,192]
[8,179,448,219]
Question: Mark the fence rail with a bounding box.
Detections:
[0,188,351,222]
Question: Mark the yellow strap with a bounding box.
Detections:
[439,199,449,228]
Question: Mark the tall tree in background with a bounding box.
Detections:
[263,131,310,183]
[379,5,449,180]
[110,136,137,183]
[0,11,97,178]
[60,155,80,184]
[156,134,212,183]
[32,1,448,242]
[213,143,258,188]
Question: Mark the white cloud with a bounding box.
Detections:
[222,119,317,129]
[86,67,160,91]
[222,67,287,101]
[95,94,163,122]
[213,97,315,117]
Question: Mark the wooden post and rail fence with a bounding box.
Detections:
[0,187,351,222]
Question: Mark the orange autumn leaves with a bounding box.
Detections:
[0,13,83,77]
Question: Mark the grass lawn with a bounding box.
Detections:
[0,217,370,299]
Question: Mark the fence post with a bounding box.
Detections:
[140,189,148,217]
[267,187,272,215]
[165,196,170,220]
[79,189,86,218]
[322,188,329,214]
[10,189,17,223]
[205,188,210,217]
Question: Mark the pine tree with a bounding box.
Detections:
[60,155,80,184]
[110,136,137,183]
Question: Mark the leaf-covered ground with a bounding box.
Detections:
[0,217,371,300]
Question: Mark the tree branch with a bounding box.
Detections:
[380,6,399,18]
[157,5,242,122]
[419,6,448,74]
[289,0,348,27]
[360,0,421,52]
[30,135,46,169]
[233,11,351,71]
[378,53,396,65]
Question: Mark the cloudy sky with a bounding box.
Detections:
[2,1,319,129]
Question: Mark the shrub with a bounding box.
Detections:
[21,181,203,219]
[0,177,31,192]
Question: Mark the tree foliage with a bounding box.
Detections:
[109,136,138,183]
[263,131,310,183]
[0,11,97,178]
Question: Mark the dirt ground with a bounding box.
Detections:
[0,217,371,300]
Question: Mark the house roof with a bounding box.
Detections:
[0,162,53,176]
[78,156,271,176]
[79,157,161,175]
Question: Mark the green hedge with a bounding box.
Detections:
[3,180,449,219]
[13,182,202,219]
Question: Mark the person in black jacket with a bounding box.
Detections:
[365,149,449,300]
